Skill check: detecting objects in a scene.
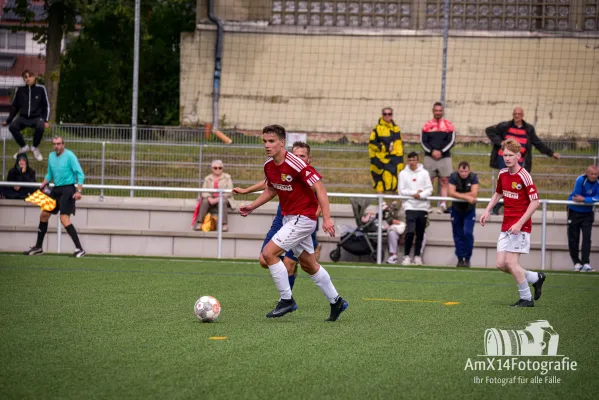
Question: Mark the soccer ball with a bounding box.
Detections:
[194,296,221,322]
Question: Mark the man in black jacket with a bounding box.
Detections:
[1,70,50,162]
[486,107,560,214]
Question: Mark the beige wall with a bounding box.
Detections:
[181,29,599,138]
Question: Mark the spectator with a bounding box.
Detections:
[486,106,560,214]
[448,161,479,267]
[193,160,236,232]
[398,152,433,266]
[384,200,406,264]
[1,70,50,161]
[369,107,404,193]
[421,102,455,214]
[567,164,599,272]
[0,153,36,199]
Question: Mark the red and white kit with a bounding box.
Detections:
[264,151,322,255]
[495,167,539,253]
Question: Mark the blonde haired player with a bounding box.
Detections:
[480,138,546,307]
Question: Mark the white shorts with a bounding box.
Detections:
[497,232,531,254]
[272,215,317,258]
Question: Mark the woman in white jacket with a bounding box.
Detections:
[398,152,433,265]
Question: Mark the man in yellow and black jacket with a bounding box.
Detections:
[369,107,404,193]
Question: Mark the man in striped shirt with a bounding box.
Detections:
[486,107,560,215]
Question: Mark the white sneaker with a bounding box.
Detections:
[582,264,594,272]
[31,146,43,161]
[13,145,30,159]
[574,263,582,272]
[401,256,412,266]
[413,256,423,266]
[386,254,398,264]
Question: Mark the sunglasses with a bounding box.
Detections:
[212,166,223,170]
[383,113,393,116]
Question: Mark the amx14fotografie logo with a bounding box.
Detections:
[465,320,578,385]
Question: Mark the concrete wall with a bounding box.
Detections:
[2,197,598,270]
[181,28,599,138]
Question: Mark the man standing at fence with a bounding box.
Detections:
[421,102,455,213]
[23,136,86,258]
[398,152,433,266]
[1,70,50,162]
[369,107,404,193]
[567,164,599,272]
[486,106,560,215]
[448,161,479,267]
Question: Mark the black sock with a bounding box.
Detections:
[36,221,48,248]
[65,224,82,250]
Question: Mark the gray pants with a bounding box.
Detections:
[196,198,228,225]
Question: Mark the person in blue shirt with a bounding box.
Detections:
[567,165,599,272]
[24,136,86,258]
[233,142,320,290]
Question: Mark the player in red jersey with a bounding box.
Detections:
[480,138,546,307]
[239,125,348,321]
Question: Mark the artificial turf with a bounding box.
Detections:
[0,254,597,399]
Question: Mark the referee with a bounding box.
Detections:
[24,136,86,257]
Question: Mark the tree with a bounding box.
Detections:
[57,0,196,125]
[3,0,88,122]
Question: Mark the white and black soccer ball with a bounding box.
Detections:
[194,296,221,322]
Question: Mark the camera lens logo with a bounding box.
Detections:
[484,320,559,356]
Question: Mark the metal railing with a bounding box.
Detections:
[1,181,593,270]
[2,126,598,204]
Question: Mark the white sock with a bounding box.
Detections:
[517,280,532,301]
[524,270,539,284]
[310,265,339,304]
[268,260,292,300]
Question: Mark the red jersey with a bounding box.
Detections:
[495,167,539,233]
[264,151,322,220]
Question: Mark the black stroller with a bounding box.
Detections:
[329,198,386,263]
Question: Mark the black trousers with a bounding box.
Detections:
[9,116,46,148]
[567,209,594,265]
[404,210,428,257]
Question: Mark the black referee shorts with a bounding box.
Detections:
[49,185,77,216]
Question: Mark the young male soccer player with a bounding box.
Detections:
[233,141,321,290]
[239,125,348,321]
[480,138,546,307]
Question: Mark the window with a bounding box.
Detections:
[270,1,597,33]
[585,0,599,31]
[424,0,571,31]
[271,1,413,29]
[0,30,26,51]
[0,55,17,70]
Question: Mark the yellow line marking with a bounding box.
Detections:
[209,336,228,340]
[363,298,460,306]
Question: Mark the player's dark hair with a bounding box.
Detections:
[263,125,286,141]
[21,70,34,78]
[433,101,443,108]
[292,141,310,155]
[407,151,419,159]
[458,161,470,169]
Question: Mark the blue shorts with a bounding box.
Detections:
[262,205,319,262]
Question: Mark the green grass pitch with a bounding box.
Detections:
[0,254,597,399]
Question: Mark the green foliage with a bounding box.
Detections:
[56,0,196,125]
